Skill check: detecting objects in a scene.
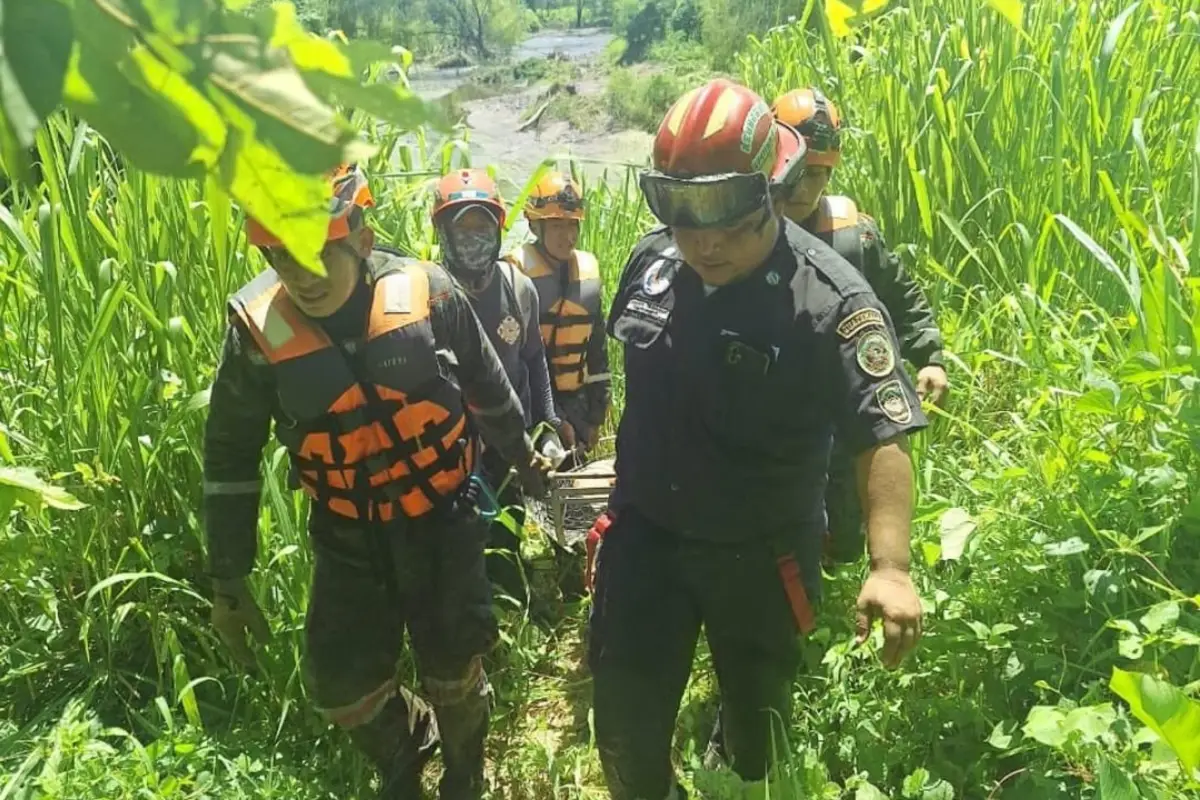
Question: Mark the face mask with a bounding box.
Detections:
[445,226,501,290]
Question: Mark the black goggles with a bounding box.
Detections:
[800,119,842,153]
[639,170,774,229]
[529,189,584,212]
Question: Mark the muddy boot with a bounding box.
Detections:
[346,687,440,799]
[426,664,490,799]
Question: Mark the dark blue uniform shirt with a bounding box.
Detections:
[606,220,928,581]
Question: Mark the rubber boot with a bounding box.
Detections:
[346,688,440,800]
[430,672,490,799]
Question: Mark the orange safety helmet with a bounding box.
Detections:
[432,168,507,228]
[771,88,843,168]
[642,79,806,228]
[246,163,374,248]
[525,172,585,221]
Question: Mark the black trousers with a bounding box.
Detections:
[825,438,866,563]
[588,508,807,799]
[304,506,495,799]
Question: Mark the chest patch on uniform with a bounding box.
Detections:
[837,307,885,340]
[856,330,896,377]
[642,258,676,297]
[626,297,670,324]
[497,315,521,345]
[875,379,913,424]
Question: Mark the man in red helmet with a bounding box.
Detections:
[773,87,947,566]
[430,168,562,606]
[590,80,926,798]
[203,164,548,799]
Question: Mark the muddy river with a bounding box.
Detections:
[404,29,654,190]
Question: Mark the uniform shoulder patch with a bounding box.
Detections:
[836,306,885,340]
[875,379,913,424]
[856,329,895,377]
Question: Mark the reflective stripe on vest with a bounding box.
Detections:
[507,243,601,393]
[231,257,474,522]
[808,195,864,272]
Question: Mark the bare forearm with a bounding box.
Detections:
[855,437,914,572]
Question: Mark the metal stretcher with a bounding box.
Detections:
[544,451,616,551]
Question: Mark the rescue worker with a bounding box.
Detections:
[506,171,611,461]
[430,168,560,605]
[590,80,926,799]
[203,164,548,799]
[772,86,948,564]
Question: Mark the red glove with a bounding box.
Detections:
[585,510,614,594]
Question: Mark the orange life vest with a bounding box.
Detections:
[506,243,601,393]
[807,195,864,270]
[230,254,474,523]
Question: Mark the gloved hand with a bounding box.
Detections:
[516,452,552,500]
[211,577,271,669]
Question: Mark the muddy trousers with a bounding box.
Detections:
[589,508,805,800]
[824,438,865,564]
[304,506,497,799]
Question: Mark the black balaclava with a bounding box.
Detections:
[440,204,502,294]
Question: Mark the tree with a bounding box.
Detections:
[426,0,526,58]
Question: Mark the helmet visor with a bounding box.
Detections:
[639,170,770,229]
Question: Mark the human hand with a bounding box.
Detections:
[211,578,271,669]
[517,452,553,499]
[855,567,922,669]
[557,420,577,448]
[915,365,949,407]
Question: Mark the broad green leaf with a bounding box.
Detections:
[212,95,329,274]
[136,0,209,40]
[938,507,976,560]
[854,782,889,800]
[988,721,1015,750]
[267,3,353,77]
[902,769,930,798]
[1139,602,1179,634]
[205,38,374,174]
[1023,705,1068,748]
[1118,635,1144,660]
[0,0,74,179]
[1063,704,1116,745]
[1044,537,1089,557]
[63,6,204,175]
[985,0,1023,29]
[0,466,86,510]
[1075,389,1116,415]
[1097,757,1141,800]
[1110,668,1200,772]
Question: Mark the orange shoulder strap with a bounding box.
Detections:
[368,265,433,338]
[231,272,329,363]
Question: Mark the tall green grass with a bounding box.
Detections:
[1,1,1199,797]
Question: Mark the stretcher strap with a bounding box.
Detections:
[776,554,816,634]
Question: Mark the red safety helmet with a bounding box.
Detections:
[432,168,507,228]
[641,79,806,229]
[246,163,374,248]
[771,87,843,168]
